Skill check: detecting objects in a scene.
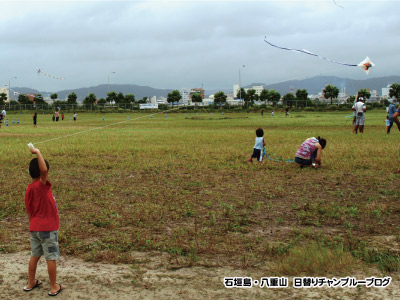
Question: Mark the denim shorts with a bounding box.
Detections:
[30,231,60,260]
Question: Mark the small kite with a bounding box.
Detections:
[37,69,65,80]
[264,37,375,74]
[333,0,344,9]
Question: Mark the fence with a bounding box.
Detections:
[5,100,384,112]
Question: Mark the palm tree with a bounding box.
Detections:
[323,85,339,105]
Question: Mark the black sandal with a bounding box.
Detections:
[48,283,63,297]
[23,279,42,292]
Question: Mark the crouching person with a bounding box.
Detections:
[295,136,326,168]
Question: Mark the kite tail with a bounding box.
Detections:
[263,37,357,67]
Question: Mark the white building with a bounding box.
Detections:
[233,84,240,99]
[0,87,10,102]
[180,88,190,105]
[368,90,379,102]
[248,85,263,96]
[156,96,168,104]
[382,84,391,98]
[233,84,264,99]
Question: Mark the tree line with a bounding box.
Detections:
[1,84,400,108]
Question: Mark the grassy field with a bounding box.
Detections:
[0,109,399,276]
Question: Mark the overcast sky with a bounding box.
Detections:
[0,0,399,92]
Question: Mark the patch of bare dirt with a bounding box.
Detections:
[1,251,399,300]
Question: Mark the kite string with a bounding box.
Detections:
[32,107,179,146]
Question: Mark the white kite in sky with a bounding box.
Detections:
[264,37,375,74]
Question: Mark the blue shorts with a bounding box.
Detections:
[30,231,60,260]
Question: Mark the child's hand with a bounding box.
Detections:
[30,147,40,155]
[28,143,40,155]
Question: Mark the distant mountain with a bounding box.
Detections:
[247,75,400,96]
[12,84,172,102]
[55,84,172,101]
[12,75,400,101]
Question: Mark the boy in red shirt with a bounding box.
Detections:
[24,146,62,296]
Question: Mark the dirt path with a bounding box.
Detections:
[1,251,399,300]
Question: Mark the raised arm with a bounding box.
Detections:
[30,147,48,184]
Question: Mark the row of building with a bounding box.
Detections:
[150,84,392,106]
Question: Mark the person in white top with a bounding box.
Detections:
[352,97,366,134]
[248,128,266,163]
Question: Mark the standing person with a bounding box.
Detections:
[24,146,62,296]
[52,114,55,122]
[352,97,366,134]
[392,105,400,132]
[0,111,3,128]
[387,99,397,134]
[295,136,326,168]
[33,113,37,128]
[248,128,266,163]
[285,106,289,117]
[386,115,390,133]
[271,110,274,117]
[1,108,6,118]
[55,110,60,122]
[261,109,264,116]
[73,112,77,121]
[61,113,64,121]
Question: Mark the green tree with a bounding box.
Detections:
[357,88,371,100]
[115,92,125,104]
[50,93,58,101]
[83,93,97,105]
[282,93,296,106]
[138,97,148,104]
[106,91,117,105]
[389,83,400,100]
[296,89,308,107]
[0,93,7,106]
[346,95,356,104]
[236,88,246,100]
[167,90,181,106]
[380,98,389,106]
[18,94,30,104]
[296,89,308,100]
[268,90,281,106]
[97,98,107,105]
[67,92,78,104]
[34,94,45,104]
[214,91,227,105]
[191,93,202,105]
[124,94,135,104]
[323,84,339,105]
[246,89,257,105]
[259,89,269,103]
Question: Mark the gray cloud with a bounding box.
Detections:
[0,0,399,92]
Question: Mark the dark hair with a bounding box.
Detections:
[256,128,264,137]
[317,136,327,149]
[29,158,50,179]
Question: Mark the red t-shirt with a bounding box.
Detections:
[25,180,59,231]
